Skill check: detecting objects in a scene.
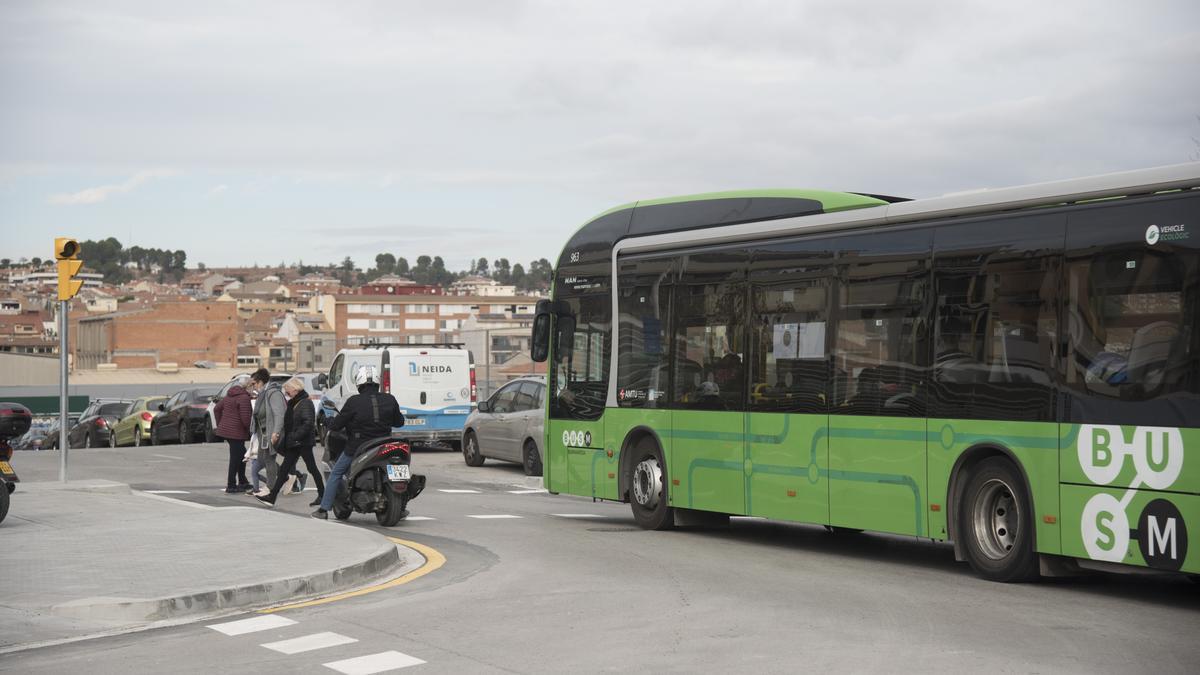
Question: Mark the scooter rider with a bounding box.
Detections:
[312,365,404,519]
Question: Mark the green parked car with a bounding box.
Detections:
[110,396,168,447]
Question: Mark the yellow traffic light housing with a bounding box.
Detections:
[54,237,83,301]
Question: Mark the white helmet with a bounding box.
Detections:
[354,365,379,387]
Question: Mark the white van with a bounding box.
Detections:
[320,344,476,448]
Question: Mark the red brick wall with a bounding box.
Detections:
[111,302,238,367]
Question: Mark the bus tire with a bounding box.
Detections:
[463,431,484,467]
[628,438,674,531]
[960,457,1038,582]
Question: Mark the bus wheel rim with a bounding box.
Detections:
[972,478,1018,561]
[632,458,662,510]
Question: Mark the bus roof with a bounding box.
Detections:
[557,163,1200,268]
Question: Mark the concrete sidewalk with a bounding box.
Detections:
[0,480,419,651]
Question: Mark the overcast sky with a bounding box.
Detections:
[2,0,1198,270]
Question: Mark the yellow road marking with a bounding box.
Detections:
[259,537,445,613]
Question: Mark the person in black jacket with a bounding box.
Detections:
[256,378,325,507]
[312,365,403,519]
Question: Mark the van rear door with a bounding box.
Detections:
[390,349,472,428]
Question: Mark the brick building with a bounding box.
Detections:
[73,302,238,369]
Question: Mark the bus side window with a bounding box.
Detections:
[930,213,1064,422]
[1064,194,1200,426]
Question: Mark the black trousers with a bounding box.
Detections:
[266,445,325,502]
[226,439,248,489]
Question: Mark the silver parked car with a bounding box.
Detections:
[461,375,545,475]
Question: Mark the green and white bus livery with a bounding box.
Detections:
[531,164,1200,581]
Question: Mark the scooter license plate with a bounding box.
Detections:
[386,464,411,481]
[0,461,13,476]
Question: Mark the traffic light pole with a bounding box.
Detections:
[59,299,69,482]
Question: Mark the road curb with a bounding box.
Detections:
[50,538,402,623]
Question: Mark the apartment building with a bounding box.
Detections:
[315,293,539,348]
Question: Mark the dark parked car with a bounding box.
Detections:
[68,400,133,449]
[151,388,218,445]
[41,415,81,450]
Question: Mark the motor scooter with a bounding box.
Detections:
[325,430,426,526]
[0,403,32,525]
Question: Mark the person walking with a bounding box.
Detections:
[255,377,324,506]
[247,369,286,496]
[312,365,403,519]
[213,374,253,493]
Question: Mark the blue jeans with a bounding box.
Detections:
[319,451,353,511]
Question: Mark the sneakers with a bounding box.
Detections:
[254,494,275,508]
[252,486,270,497]
[311,508,328,519]
[224,487,240,494]
[292,473,307,494]
[309,497,322,507]
[241,484,255,493]
[281,474,297,495]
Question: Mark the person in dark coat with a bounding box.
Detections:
[312,365,403,519]
[255,377,324,506]
[213,375,253,493]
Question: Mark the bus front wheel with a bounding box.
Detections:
[960,457,1038,582]
[629,439,674,530]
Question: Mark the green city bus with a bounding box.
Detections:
[530,164,1200,582]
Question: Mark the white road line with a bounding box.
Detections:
[207,615,297,636]
[323,650,426,674]
[438,489,481,494]
[262,631,358,655]
[144,490,190,494]
[404,516,435,521]
[467,514,522,519]
[552,513,604,519]
[507,489,547,494]
[151,453,184,460]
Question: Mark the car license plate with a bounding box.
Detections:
[406,417,426,425]
[0,461,13,476]
[386,464,411,481]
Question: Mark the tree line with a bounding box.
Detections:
[0,238,186,283]
[361,254,553,291]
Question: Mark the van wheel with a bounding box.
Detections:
[628,438,674,530]
[522,440,542,476]
[463,431,484,467]
[960,457,1039,582]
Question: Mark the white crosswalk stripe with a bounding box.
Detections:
[437,489,481,494]
[324,650,426,673]
[403,516,436,521]
[262,631,358,654]
[507,489,547,494]
[467,514,522,519]
[552,513,604,519]
[207,614,297,636]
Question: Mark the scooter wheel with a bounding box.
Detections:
[376,491,409,527]
[0,481,9,524]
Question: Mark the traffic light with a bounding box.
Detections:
[54,237,83,301]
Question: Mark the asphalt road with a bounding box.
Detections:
[5,442,1200,674]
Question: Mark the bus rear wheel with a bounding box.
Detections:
[960,457,1038,582]
[628,439,673,530]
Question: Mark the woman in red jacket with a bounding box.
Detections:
[214,375,254,493]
